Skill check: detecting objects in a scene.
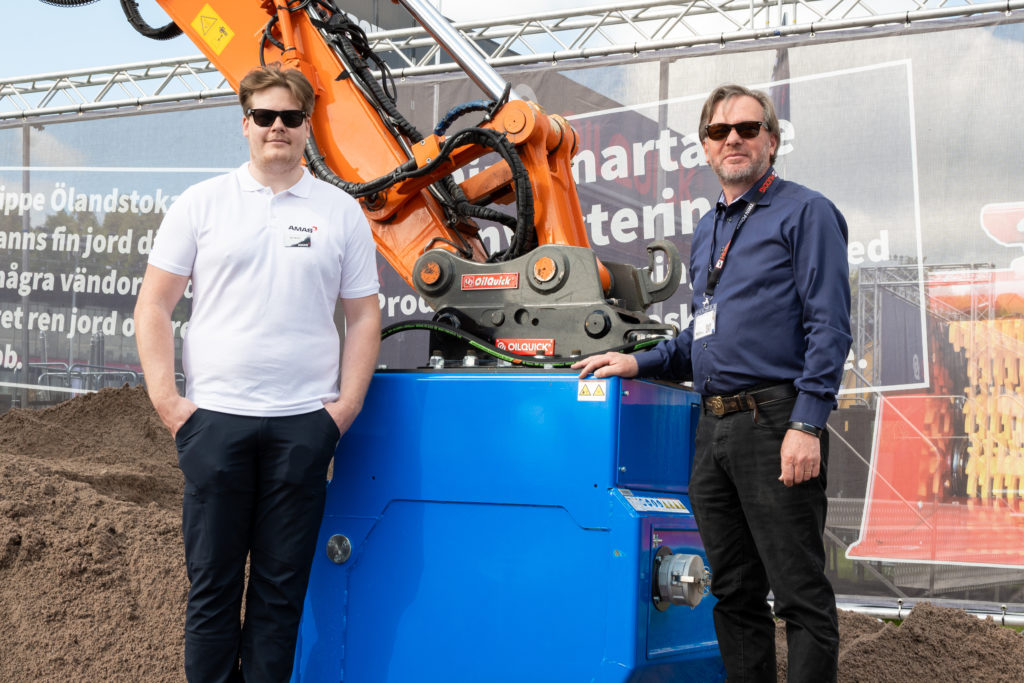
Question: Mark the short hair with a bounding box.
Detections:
[238,63,315,115]
[698,84,781,164]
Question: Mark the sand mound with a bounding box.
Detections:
[0,385,184,682]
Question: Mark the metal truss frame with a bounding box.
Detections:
[1,0,1022,124]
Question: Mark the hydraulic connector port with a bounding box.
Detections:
[652,545,710,611]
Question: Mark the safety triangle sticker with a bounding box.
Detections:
[578,380,607,402]
[199,16,218,36]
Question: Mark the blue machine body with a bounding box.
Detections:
[292,371,725,682]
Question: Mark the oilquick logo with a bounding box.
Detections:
[461,273,519,290]
[496,338,555,356]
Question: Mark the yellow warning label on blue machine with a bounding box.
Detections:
[577,379,607,402]
[191,4,235,55]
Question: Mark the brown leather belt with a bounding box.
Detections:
[703,383,797,417]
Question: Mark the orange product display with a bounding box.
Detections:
[848,394,1024,566]
[850,268,1024,567]
[949,319,1024,505]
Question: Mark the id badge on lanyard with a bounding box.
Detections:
[694,302,717,340]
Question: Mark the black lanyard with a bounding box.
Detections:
[704,170,777,302]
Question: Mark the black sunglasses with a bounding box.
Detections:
[704,121,766,141]
[247,108,307,128]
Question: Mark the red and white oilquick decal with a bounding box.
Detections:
[495,338,555,356]
[460,273,519,290]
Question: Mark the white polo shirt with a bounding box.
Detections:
[148,163,380,416]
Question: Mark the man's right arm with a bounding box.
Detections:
[134,264,195,436]
[571,350,640,379]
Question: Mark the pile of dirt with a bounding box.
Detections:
[1,385,1022,681]
[0,385,184,682]
[778,605,1024,681]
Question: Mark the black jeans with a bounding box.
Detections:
[175,408,340,683]
[689,394,838,683]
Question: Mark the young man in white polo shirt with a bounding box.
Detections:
[134,64,381,682]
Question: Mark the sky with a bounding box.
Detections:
[6,0,607,80]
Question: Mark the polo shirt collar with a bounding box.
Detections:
[236,162,315,197]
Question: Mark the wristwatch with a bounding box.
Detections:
[786,421,823,438]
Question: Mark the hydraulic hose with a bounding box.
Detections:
[381,320,668,368]
[305,125,535,259]
[119,0,183,40]
[304,2,536,260]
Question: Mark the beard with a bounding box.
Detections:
[711,153,770,186]
[709,136,773,188]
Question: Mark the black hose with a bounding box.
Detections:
[312,9,421,142]
[299,1,536,259]
[305,125,535,259]
[119,0,182,40]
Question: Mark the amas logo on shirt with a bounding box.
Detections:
[285,224,317,248]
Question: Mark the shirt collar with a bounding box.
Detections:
[741,166,779,205]
[236,162,314,197]
[716,166,780,209]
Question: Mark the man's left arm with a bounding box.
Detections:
[780,196,852,486]
[324,294,381,436]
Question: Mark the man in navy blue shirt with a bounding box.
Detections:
[573,84,851,682]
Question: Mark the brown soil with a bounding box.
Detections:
[1,386,1023,681]
[0,385,184,682]
[778,606,1024,682]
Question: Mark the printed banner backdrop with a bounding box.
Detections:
[2,16,1024,604]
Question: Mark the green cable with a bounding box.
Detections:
[380,320,667,368]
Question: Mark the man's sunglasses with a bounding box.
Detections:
[247,108,307,128]
[704,121,766,141]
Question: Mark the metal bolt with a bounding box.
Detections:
[326,534,352,564]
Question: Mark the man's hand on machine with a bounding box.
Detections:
[571,352,639,379]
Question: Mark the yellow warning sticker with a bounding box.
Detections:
[191,4,235,55]
[578,380,607,402]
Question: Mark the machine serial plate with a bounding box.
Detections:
[624,495,690,514]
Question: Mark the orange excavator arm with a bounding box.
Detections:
[131,0,682,362]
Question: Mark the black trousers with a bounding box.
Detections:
[689,394,839,683]
[174,408,339,683]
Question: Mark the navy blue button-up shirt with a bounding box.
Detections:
[635,168,852,428]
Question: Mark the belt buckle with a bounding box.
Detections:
[708,396,725,416]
